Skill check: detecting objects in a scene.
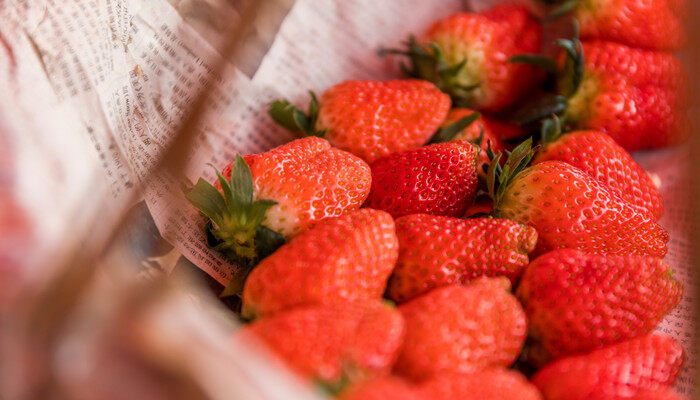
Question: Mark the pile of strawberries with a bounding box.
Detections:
[186,1,689,399]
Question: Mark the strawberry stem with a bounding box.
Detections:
[429,112,481,143]
[269,91,327,137]
[185,156,285,297]
[486,138,538,214]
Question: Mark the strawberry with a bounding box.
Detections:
[385,4,542,111]
[394,278,526,381]
[386,214,537,303]
[241,209,398,319]
[634,389,682,400]
[544,0,687,51]
[338,376,424,400]
[187,137,371,275]
[432,108,515,177]
[269,80,450,163]
[486,139,669,257]
[533,126,664,220]
[419,369,543,400]
[531,334,685,400]
[516,248,682,364]
[363,141,480,219]
[514,37,687,150]
[239,301,404,387]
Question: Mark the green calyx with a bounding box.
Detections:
[486,137,538,214]
[542,0,580,21]
[380,36,480,106]
[540,114,564,144]
[429,112,481,144]
[185,156,285,298]
[269,91,327,137]
[509,21,585,127]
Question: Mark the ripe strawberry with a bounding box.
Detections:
[531,334,685,400]
[533,127,664,220]
[634,388,682,400]
[386,214,537,303]
[516,249,682,364]
[432,108,516,177]
[187,137,371,271]
[386,4,542,111]
[269,80,450,163]
[239,301,404,387]
[515,38,687,150]
[419,369,543,400]
[363,141,480,218]
[544,0,687,51]
[563,40,688,150]
[242,209,398,318]
[338,377,424,400]
[395,278,526,381]
[486,140,669,257]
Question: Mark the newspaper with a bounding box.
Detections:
[0,0,694,397]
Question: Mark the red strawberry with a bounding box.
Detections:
[634,388,682,400]
[242,209,398,318]
[395,278,526,381]
[486,140,669,257]
[363,141,480,218]
[387,4,542,111]
[269,80,450,163]
[533,128,664,220]
[516,249,682,364]
[562,40,688,150]
[188,137,371,270]
[531,334,685,400]
[338,376,424,400]
[545,0,687,51]
[239,301,404,387]
[419,369,543,400]
[386,214,537,303]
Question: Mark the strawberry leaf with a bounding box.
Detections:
[546,0,580,20]
[486,138,537,214]
[512,94,568,125]
[430,112,481,143]
[269,92,324,137]
[510,54,559,74]
[186,178,226,227]
[185,157,285,295]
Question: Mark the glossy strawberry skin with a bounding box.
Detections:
[532,334,685,400]
[517,249,682,364]
[240,301,404,386]
[572,0,687,51]
[533,130,663,220]
[217,137,371,237]
[423,4,542,111]
[242,209,398,318]
[316,80,451,163]
[387,214,537,303]
[634,388,682,400]
[419,369,543,400]
[395,279,526,381]
[338,376,424,400]
[563,41,688,151]
[364,141,479,219]
[498,161,669,257]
